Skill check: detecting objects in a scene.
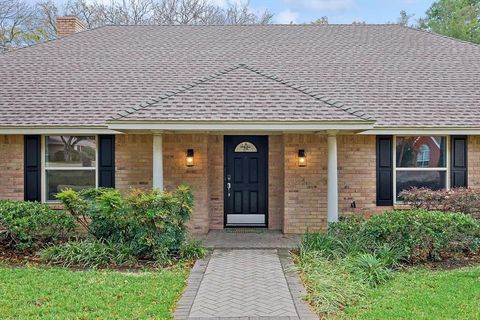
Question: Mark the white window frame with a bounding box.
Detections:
[393,135,450,204]
[41,135,99,203]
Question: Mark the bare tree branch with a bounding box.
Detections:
[1,0,274,52]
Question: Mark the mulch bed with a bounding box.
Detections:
[423,253,480,270]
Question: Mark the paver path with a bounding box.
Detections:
[175,249,318,320]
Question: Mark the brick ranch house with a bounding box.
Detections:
[1,17,480,234]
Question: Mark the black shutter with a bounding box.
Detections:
[376,136,393,206]
[24,135,41,201]
[98,135,115,188]
[451,136,468,188]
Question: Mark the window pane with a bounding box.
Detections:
[396,170,446,200]
[46,170,95,201]
[396,136,446,168]
[46,136,96,168]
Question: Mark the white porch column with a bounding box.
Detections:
[153,133,164,190]
[327,132,339,223]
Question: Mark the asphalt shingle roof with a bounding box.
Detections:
[113,64,371,122]
[1,24,479,128]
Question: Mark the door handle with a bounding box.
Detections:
[227,182,231,197]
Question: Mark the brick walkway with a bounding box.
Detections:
[174,249,318,320]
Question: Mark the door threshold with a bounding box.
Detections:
[225,224,267,228]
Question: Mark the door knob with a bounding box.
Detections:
[227,182,231,197]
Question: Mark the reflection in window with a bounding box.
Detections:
[416,144,430,167]
[396,171,446,199]
[395,136,447,202]
[46,136,96,168]
[45,136,97,201]
[234,142,258,153]
[396,136,445,168]
[46,170,96,201]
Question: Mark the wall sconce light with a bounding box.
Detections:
[186,149,195,167]
[298,149,306,167]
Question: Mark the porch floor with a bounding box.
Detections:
[195,229,302,249]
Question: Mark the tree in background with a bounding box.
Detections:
[0,0,51,52]
[0,0,274,52]
[397,10,414,27]
[312,16,328,25]
[418,0,480,44]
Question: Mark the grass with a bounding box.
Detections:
[0,265,188,320]
[340,266,480,320]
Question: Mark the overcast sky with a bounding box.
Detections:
[35,0,435,25]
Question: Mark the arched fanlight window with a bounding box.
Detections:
[234,141,258,153]
[416,144,430,167]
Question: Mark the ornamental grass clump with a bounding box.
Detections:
[40,240,137,268]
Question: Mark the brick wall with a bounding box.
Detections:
[56,16,86,37]
[268,135,284,230]
[115,134,153,192]
[0,135,24,200]
[163,134,210,233]
[338,135,388,217]
[282,134,391,233]
[283,134,328,234]
[469,136,480,189]
[208,135,224,230]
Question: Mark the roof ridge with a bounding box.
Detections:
[111,63,374,122]
[111,63,245,120]
[398,24,480,49]
[2,25,109,55]
[239,65,373,121]
[103,23,397,27]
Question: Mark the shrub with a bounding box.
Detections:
[40,240,136,268]
[399,187,480,218]
[56,185,194,261]
[179,240,208,261]
[0,200,74,250]
[301,210,480,264]
[363,210,480,263]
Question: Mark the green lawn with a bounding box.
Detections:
[0,265,188,320]
[341,266,480,320]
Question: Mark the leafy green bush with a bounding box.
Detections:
[301,210,480,264]
[40,240,136,268]
[179,240,208,261]
[56,185,195,261]
[0,200,74,250]
[363,210,480,263]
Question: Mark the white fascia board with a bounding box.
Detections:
[0,127,123,135]
[107,121,375,132]
[361,128,480,135]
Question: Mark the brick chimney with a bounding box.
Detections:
[56,16,86,37]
